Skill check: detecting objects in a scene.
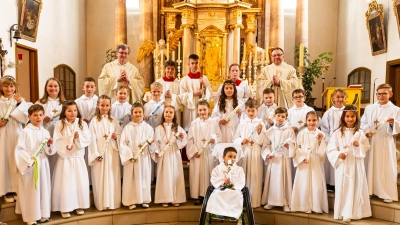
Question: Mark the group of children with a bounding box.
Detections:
[0,53,399,224]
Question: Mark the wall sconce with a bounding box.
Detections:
[10,24,22,47]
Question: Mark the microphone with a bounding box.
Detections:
[327,77,336,87]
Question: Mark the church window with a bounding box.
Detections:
[54,64,76,100]
[347,67,371,103]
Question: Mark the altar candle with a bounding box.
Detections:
[254,43,258,61]
[248,52,252,66]
[261,50,265,64]
[299,43,304,66]
[178,41,181,60]
[243,43,246,61]
[172,51,176,61]
[166,43,169,60]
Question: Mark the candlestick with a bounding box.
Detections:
[254,43,257,61]
[178,41,181,60]
[166,43,169,60]
[242,43,246,62]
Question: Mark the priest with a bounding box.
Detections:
[256,47,298,108]
[98,44,144,104]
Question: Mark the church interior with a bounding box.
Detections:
[2,0,400,224]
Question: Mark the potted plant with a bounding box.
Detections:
[294,46,333,107]
[102,49,117,67]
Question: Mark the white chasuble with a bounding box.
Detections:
[327,128,371,220]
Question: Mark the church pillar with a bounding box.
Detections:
[115,0,127,45]
[229,9,244,64]
[139,0,153,88]
[270,0,284,48]
[245,13,257,60]
[295,0,308,46]
[180,6,195,76]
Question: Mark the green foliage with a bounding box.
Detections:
[102,49,117,67]
[294,46,333,101]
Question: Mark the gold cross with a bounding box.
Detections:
[298,120,303,125]
[374,119,379,127]
[249,140,254,146]
[201,138,206,144]
[343,145,348,149]
[153,114,158,118]
[138,144,143,149]
[103,134,108,140]
[52,108,58,114]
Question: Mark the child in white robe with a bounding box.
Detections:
[212,80,243,143]
[327,105,371,222]
[257,88,278,130]
[156,60,182,125]
[206,147,245,220]
[88,95,122,211]
[179,54,212,131]
[287,89,315,134]
[321,89,346,192]
[152,106,187,207]
[15,105,55,225]
[187,100,222,205]
[291,111,328,214]
[215,64,251,104]
[233,98,265,208]
[262,107,296,212]
[120,102,154,209]
[361,83,400,203]
[111,86,132,128]
[52,101,91,218]
[0,75,29,203]
[144,81,165,129]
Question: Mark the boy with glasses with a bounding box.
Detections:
[287,89,315,134]
[361,83,400,203]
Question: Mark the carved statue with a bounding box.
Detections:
[136,40,156,63]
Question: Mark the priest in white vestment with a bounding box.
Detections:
[256,47,298,108]
[98,44,144,104]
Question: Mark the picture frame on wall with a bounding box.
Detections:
[393,0,400,37]
[366,0,387,56]
[19,0,43,42]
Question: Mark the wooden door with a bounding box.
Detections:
[15,44,39,103]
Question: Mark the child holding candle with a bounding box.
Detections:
[212,80,243,143]
[111,86,132,129]
[144,81,165,129]
[152,106,187,207]
[291,111,328,214]
[262,107,296,212]
[52,101,91,218]
[215,64,251,103]
[119,102,155,210]
[257,88,278,130]
[88,95,122,211]
[36,78,66,176]
[0,75,29,203]
[327,105,371,222]
[361,83,400,203]
[187,100,222,205]
[15,104,54,225]
[233,98,265,208]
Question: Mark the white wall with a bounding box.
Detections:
[0,0,86,99]
[336,0,400,104]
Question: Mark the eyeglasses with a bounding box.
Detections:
[293,96,304,99]
[118,52,129,55]
[376,92,389,96]
[271,54,283,57]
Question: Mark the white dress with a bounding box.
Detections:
[321,106,344,186]
[111,101,132,128]
[257,103,277,130]
[287,104,315,133]
[206,162,245,219]
[14,124,55,222]
[144,99,165,129]
[360,101,400,201]
[327,128,371,220]
[119,121,154,206]
[156,77,182,125]
[261,124,296,207]
[186,118,222,199]
[179,74,212,131]
[51,119,91,212]
[88,116,122,210]
[211,99,244,143]
[233,117,266,208]
[0,96,29,195]
[215,79,251,103]
[152,123,187,204]
[291,128,328,213]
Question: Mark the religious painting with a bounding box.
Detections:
[366,0,387,56]
[19,0,43,42]
[393,0,400,37]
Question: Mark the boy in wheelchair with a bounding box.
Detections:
[206,147,245,221]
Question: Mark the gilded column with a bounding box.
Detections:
[245,13,257,49]
[180,7,195,76]
[115,0,127,45]
[139,0,153,88]
[229,9,243,64]
[270,0,284,48]
[295,0,308,46]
